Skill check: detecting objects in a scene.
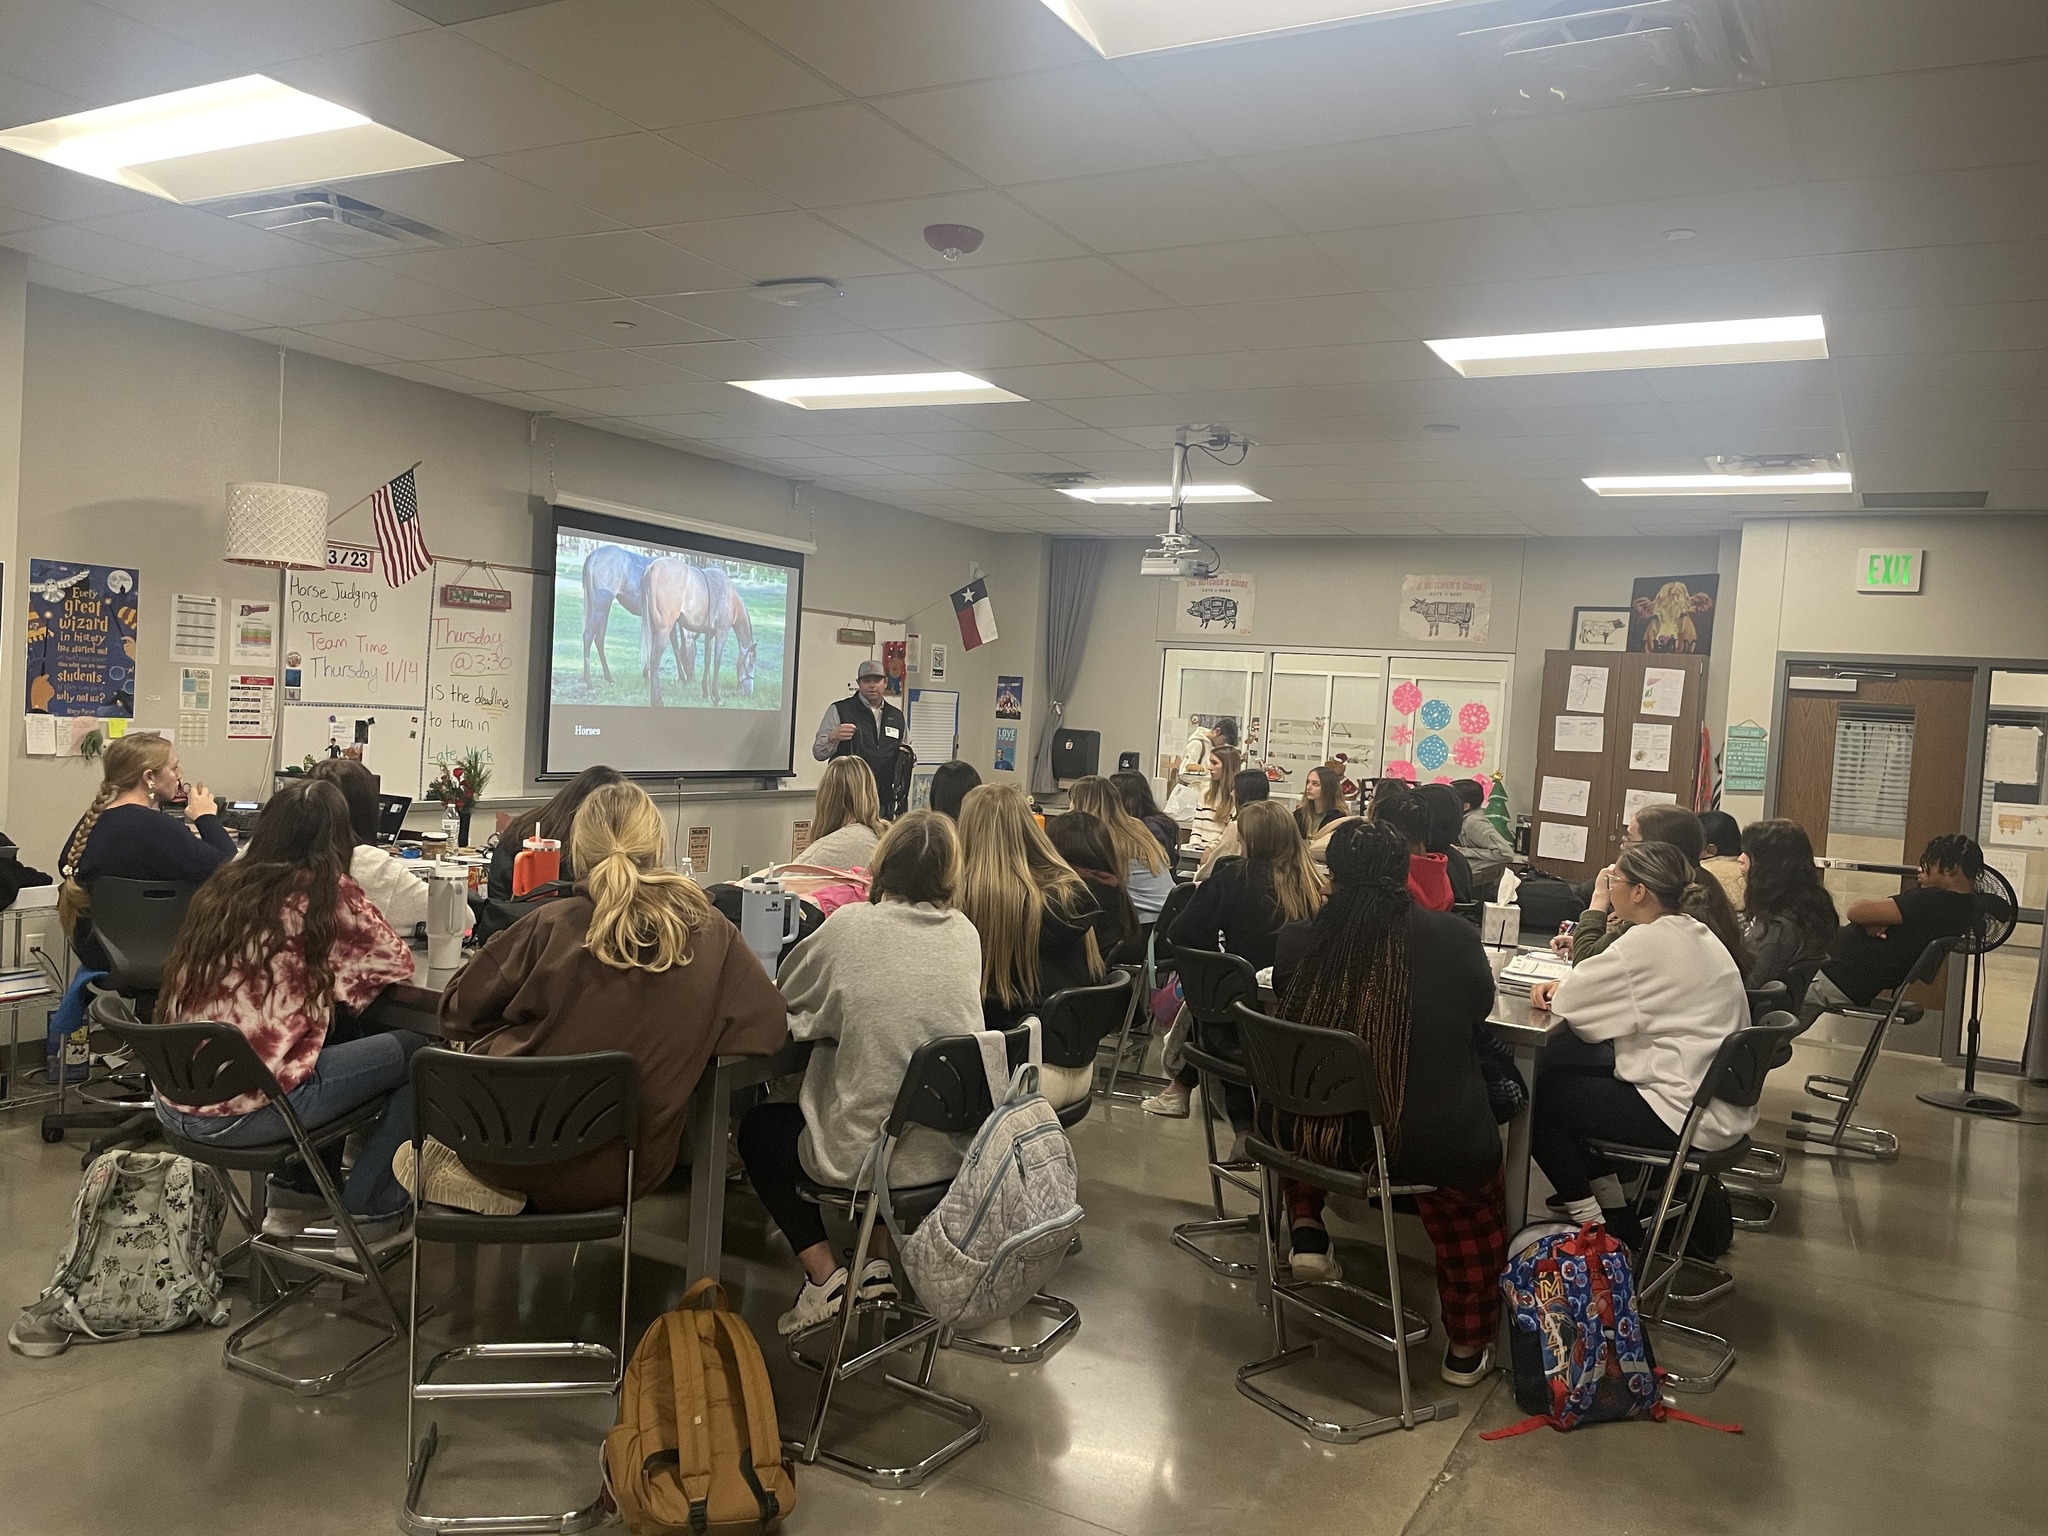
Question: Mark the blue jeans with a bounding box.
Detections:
[156,1031,433,1218]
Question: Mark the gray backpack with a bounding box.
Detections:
[8,1150,231,1358]
[889,1031,1083,1331]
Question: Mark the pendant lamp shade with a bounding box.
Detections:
[225,480,328,568]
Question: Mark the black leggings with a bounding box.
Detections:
[736,1102,830,1255]
[1530,1068,1677,1203]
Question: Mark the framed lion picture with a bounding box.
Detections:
[1628,573,1719,655]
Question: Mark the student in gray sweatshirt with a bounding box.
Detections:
[737,810,987,1337]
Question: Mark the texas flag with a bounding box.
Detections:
[951,577,997,650]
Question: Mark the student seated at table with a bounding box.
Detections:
[738,811,985,1335]
[958,784,1106,1108]
[1070,773,1174,926]
[1295,764,1348,840]
[1558,804,1744,967]
[152,778,424,1240]
[1738,818,1836,1002]
[1048,808,1141,959]
[1699,810,1747,909]
[305,758,427,936]
[1261,819,1508,1385]
[1145,801,1323,1121]
[59,734,235,972]
[1112,769,1181,863]
[1196,768,1273,878]
[1801,833,1987,1027]
[1527,841,1753,1245]
[1182,744,1243,861]
[1452,777,1518,887]
[802,755,886,869]
[1370,787,1453,912]
[1417,783,1477,907]
[927,758,981,820]
[487,763,626,901]
[437,782,786,1214]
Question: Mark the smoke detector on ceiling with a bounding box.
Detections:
[1460,0,1768,117]
[210,189,449,255]
[924,224,985,262]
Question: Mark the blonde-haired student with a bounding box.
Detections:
[438,781,786,1213]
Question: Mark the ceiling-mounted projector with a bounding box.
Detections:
[1138,426,1247,578]
[1141,532,1215,580]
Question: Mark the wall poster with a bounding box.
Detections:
[1399,575,1491,643]
[26,559,139,718]
[1176,573,1256,636]
[1628,573,1719,654]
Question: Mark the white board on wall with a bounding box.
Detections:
[424,568,534,798]
[284,547,432,713]
[791,609,906,790]
[278,703,426,795]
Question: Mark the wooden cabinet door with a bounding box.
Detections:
[1605,653,1707,848]
[1529,649,1622,882]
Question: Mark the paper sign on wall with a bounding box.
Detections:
[1399,575,1491,643]
[1555,716,1604,753]
[1177,573,1255,636]
[688,827,711,872]
[230,599,277,663]
[791,820,812,859]
[1537,821,1589,862]
[1725,724,1768,794]
[995,675,1023,720]
[227,675,275,740]
[1566,665,1608,714]
[27,560,139,718]
[1623,788,1679,823]
[1640,667,1686,718]
[1985,846,2030,899]
[1990,806,2048,849]
[1988,725,2042,786]
[1539,776,1591,816]
[1630,722,1673,773]
[172,594,220,663]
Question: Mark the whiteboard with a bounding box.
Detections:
[424,566,534,800]
[278,703,426,795]
[284,545,432,711]
[790,609,905,790]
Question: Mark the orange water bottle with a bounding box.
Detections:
[513,837,561,897]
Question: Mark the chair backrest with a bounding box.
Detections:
[1900,935,1960,994]
[1038,970,1134,1055]
[1782,954,1824,1009]
[376,794,412,843]
[88,877,200,994]
[1173,947,1259,1028]
[1692,1013,1804,1113]
[410,1047,638,1167]
[885,1034,1000,1139]
[89,990,281,1110]
[1745,981,1788,1023]
[1232,1001,1387,1127]
[1149,881,1200,968]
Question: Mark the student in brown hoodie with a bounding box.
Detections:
[434,782,787,1213]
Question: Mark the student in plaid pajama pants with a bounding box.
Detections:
[1264,819,1514,1387]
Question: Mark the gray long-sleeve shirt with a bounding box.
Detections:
[812,697,885,761]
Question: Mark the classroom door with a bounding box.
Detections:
[1776,665,1975,1021]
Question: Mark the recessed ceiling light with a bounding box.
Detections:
[611,320,638,330]
[1584,472,1854,497]
[729,372,1026,410]
[1663,228,1698,242]
[1060,484,1268,504]
[1427,314,1828,378]
[1038,0,1487,57]
[0,74,457,203]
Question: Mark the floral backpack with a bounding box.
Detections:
[8,1151,231,1358]
[1483,1222,1739,1439]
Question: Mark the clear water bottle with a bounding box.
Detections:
[440,804,461,847]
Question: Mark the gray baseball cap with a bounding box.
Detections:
[856,659,886,680]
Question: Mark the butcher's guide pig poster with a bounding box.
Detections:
[1399,575,1492,644]
[1176,573,1255,637]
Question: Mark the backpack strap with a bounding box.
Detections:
[658,1309,716,1533]
[1479,1415,1551,1441]
[706,1306,787,1523]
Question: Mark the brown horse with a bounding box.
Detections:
[580,544,650,685]
[640,557,717,706]
[699,565,757,700]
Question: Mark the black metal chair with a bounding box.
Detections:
[41,877,198,1154]
[785,1034,999,1488]
[1165,947,1263,1278]
[1230,1003,1455,1443]
[1720,965,1824,1231]
[1788,938,1958,1160]
[402,1048,639,1536]
[1099,881,1198,1102]
[1587,1013,1804,1393]
[91,990,410,1395]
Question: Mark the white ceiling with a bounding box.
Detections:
[4,0,2047,538]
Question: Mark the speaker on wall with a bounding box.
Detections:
[1051,729,1100,780]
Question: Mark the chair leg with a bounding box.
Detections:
[1170,1070,1260,1278]
[944,1293,1079,1365]
[1788,1013,1898,1159]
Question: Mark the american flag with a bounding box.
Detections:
[371,467,431,586]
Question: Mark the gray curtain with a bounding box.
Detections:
[1031,538,1105,793]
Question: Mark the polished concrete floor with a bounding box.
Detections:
[2,1038,2044,1536]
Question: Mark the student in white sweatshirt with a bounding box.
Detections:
[1527,840,1753,1242]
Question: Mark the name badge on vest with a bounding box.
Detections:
[884,726,900,739]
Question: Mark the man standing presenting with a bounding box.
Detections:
[812,659,914,816]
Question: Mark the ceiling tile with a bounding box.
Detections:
[636,338,797,380]
[1314,214,1573,292]
[979,360,1150,399]
[1033,306,1238,360]
[245,326,397,368]
[514,298,727,345]
[503,231,747,299]
[271,29,636,158]
[670,104,981,208]
[885,321,1085,370]
[370,358,503,393]
[1488,89,1801,210]
[145,274,366,326]
[1112,351,1290,392]
[409,305,601,353]
[1576,255,1836,324]
[0,203,44,238]
[1829,300,2048,356]
[0,154,160,224]
[874,66,1206,185]
[487,132,786,228]
[1765,0,2048,84]
[1791,59,2048,181]
[828,272,1008,329]
[1009,164,1293,252]
[1256,341,1447,387]
[433,353,604,392]
[459,0,841,128]
[653,211,906,281]
[76,205,338,272]
[938,256,1173,319]
[104,286,261,332]
[749,330,951,374]
[370,245,612,307]
[821,189,1088,270]
[640,286,866,339]
[1804,164,2048,255]
[1192,293,1411,350]
[1375,276,1605,337]
[92,0,434,67]
[351,160,621,243]
[520,348,689,386]
[0,69,86,128]
[296,316,495,361]
[0,4,233,106]
[1233,127,1529,235]
[703,0,1092,97]
[1,224,218,287]
[1536,185,1825,276]
[265,257,484,317]
[1113,236,1356,307]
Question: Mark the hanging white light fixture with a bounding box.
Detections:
[224,348,328,569]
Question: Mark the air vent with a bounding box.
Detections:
[1460,0,1768,116]
[1861,491,1988,510]
[211,190,451,256]
[1023,471,1100,489]
[1706,452,1844,475]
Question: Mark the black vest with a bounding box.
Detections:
[831,694,909,811]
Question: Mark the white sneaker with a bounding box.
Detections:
[393,1139,527,1216]
[1141,1087,1191,1118]
[1441,1345,1495,1388]
[778,1268,848,1336]
[856,1257,897,1304]
[1288,1248,1342,1284]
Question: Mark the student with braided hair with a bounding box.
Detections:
[1264,818,1508,1388]
[59,734,235,972]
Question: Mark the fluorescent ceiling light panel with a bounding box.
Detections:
[1585,472,1854,497]
[0,75,458,203]
[728,372,1026,409]
[1060,484,1268,504]
[1038,0,1480,57]
[1427,315,1828,378]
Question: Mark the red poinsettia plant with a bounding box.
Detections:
[427,749,490,813]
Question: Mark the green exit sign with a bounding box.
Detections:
[1856,547,1924,594]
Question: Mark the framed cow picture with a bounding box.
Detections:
[1627,574,1719,655]
[1570,605,1631,652]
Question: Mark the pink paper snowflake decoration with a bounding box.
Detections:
[1432,776,1454,786]
[1392,682,1423,716]
[1459,701,1491,735]
[1391,723,1414,746]
[1452,735,1487,768]
[1383,759,1417,782]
